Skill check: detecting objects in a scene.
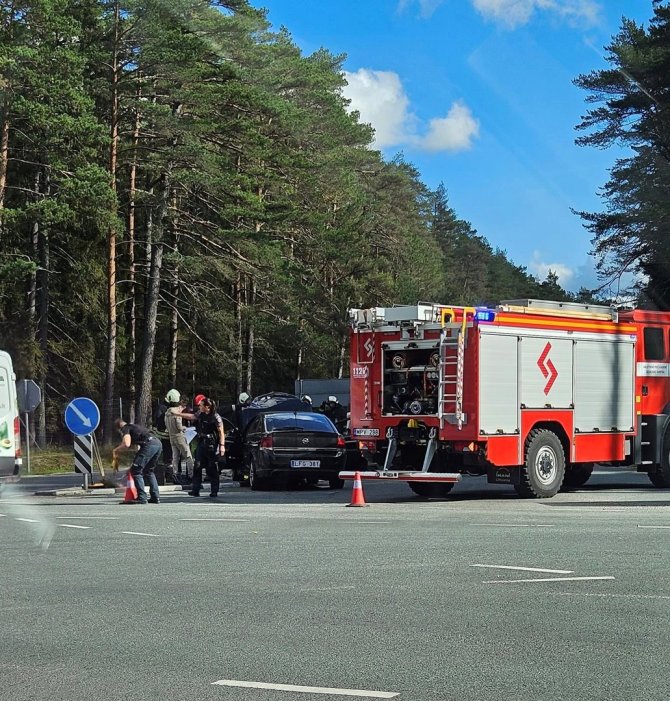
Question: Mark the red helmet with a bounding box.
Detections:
[194,394,206,406]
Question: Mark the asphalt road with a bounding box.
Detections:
[2,468,670,701]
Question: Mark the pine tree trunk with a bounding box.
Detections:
[0,112,8,211]
[137,172,170,426]
[127,100,141,423]
[168,192,179,386]
[235,271,243,393]
[102,0,120,441]
[27,171,41,323]
[245,277,256,393]
[36,174,50,448]
[169,267,179,386]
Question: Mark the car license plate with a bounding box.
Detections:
[291,460,320,468]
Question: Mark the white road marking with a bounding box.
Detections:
[551,592,670,600]
[637,525,670,529]
[15,517,39,523]
[121,531,160,537]
[483,576,615,584]
[56,516,119,520]
[58,524,91,530]
[300,586,357,593]
[179,518,250,522]
[471,564,574,574]
[212,679,398,698]
[0,513,5,517]
[471,523,554,527]
[356,521,392,524]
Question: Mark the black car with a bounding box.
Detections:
[242,411,347,490]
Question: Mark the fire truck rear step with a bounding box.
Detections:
[339,471,461,483]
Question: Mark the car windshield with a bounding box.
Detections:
[265,413,335,432]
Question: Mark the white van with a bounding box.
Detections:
[0,350,21,481]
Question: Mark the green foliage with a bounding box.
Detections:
[0,0,583,441]
[574,1,670,306]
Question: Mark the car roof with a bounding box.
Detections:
[263,411,328,420]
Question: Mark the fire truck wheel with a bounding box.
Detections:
[649,431,670,487]
[516,429,565,498]
[408,482,454,498]
[561,463,594,491]
[648,469,670,488]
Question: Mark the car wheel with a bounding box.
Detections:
[329,477,345,489]
[249,457,267,491]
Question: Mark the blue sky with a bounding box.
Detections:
[253,0,653,294]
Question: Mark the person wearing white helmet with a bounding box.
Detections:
[322,395,347,431]
[164,388,194,480]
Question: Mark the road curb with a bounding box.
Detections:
[34,484,185,497]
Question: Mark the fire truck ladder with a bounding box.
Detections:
[438,311,469,430]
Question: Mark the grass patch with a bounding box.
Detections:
[24,445,121,476]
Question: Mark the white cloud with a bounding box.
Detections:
[529,250,575,286]
[415,101,480,152]
[471,0,601,29]
[342,69,479,152]
[341,69,412,149]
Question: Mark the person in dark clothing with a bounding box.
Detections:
[178,397,225,498]
[113,418,161,504]
[321,396,348,432]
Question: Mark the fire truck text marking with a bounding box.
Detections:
[537,342,558,395]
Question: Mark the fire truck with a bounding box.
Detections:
[340,299,670,498]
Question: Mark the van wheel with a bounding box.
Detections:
[515,429,565,498]
[561,463,593,490]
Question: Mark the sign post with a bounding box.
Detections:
[16,379,42,474]
[64,397,100,489]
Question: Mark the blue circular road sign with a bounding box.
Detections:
[64,397,100,436]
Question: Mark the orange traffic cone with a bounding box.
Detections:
[120,470,138,504]
[347,471,369,507]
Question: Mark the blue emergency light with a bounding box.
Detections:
[475,310,496,322]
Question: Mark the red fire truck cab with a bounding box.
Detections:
[341,299,670,498]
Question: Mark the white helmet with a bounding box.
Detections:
[328,395,338,403]
[238,392,251,404]
[165,388,180,403]
[301,395,312,404]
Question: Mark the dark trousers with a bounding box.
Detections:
[192,440,220,496]
[131,438,161,502]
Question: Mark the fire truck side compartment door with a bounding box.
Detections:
[479,332,519,434]
[520,337,573,408]
[574,340,634,432]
